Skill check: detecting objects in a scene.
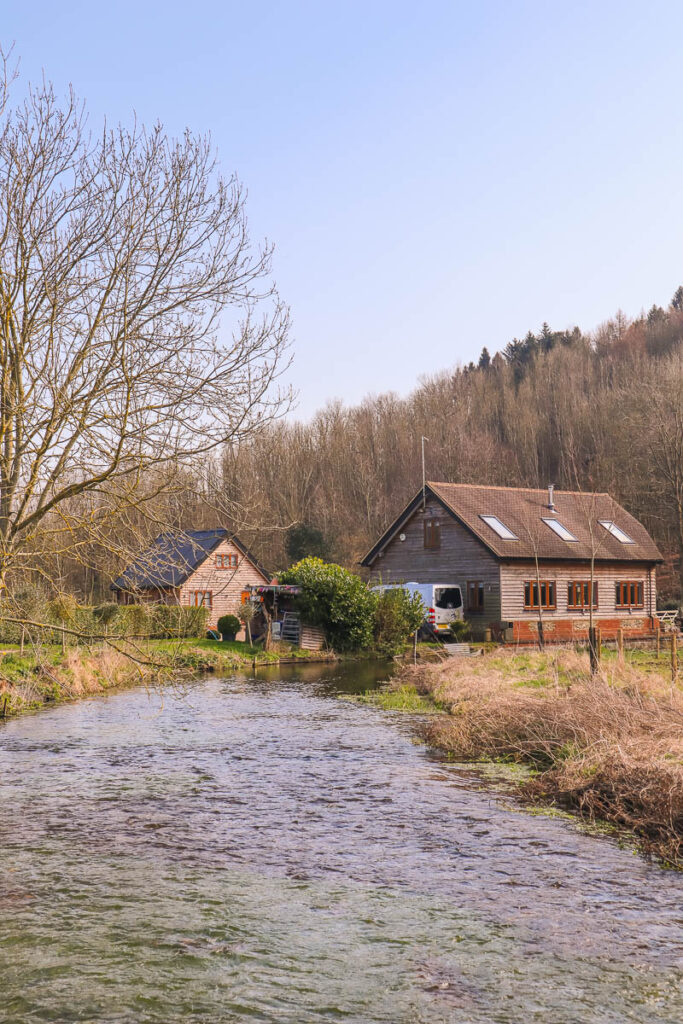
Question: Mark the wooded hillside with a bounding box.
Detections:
[44,287,683,605]
[224,288,683,601]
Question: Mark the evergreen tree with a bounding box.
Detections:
[539,322,555,353]
[478,346,491,370]
[671,285,683,311]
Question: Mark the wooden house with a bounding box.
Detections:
[111,530,270,631]
[360,483,663,642]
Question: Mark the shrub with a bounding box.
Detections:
[447,618,470,641]
[117,604,150,636]
[217,614,241,638]
[278,557,375,651]
[149,604,209,639]
[93,603,120,626]
[373,588,425,656]
[0,598,208,644]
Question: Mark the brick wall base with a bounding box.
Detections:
[511,617,657,643]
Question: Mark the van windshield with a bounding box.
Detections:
[435,587,462,609]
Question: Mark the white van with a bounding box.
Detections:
[372,582,464,634]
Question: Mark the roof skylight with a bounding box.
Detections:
[542,517,578,542]
[480,515,518,540]
[598,520,635,544]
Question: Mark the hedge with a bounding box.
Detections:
[0,599,208,645]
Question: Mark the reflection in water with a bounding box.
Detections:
[0,663,681,1023]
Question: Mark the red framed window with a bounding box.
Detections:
[190,591,212,609]
[216,553,238,569]
[567,581,598,609]
[524,580,556,610]
[467,580,485,614]
[615,581,644,609]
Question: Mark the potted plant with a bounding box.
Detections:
[217,614,241,643]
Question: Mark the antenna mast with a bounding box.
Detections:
[421,436,429,510]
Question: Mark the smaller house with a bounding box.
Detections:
[111,529,270,630]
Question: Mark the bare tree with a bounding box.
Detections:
[0,53,291,592]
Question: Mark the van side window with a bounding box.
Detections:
[424,519,441,550]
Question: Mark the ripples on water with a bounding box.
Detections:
[0,661,681,1023]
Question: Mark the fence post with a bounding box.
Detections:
[672,633,678,683]
[617,627,624,662]
[588,626,600,673]
[656,623,661,657]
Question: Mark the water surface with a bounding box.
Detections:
[0,661,681,1023]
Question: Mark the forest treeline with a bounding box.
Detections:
[222,288,683,600]
[52,287,683,604]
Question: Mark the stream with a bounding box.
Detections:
[0,661,681,1023]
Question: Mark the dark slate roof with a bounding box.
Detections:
[111,530,269,591]
[361,482,663,566]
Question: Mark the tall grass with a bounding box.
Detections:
[406,648,683,865]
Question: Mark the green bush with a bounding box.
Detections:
[446,618,470,641]
[373,587,425,656]
[0,598,208,644]
[148,604,209,639]
[278,557,376,651]
[93,603,120,626]
[217,614,241,638]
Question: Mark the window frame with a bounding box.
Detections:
[479,514,518,540]
[423,518,441,550]
[567,580,599,610]
[615,580,644,609]
[190,590,213,609]
[541,517,578,542]
[598,520,635,544]
[466,580,485,615]
[215,552,238,569]
[523,579,556,611]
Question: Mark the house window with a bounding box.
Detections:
[524,580,556,610]
[216,553,238,569]
[615,581,644,609]
[599,521,635,544]
[567,581,598,609]
[480,515,518,540]
[423,518,441,550]
[542,518,578,542]
[467,580,485,614]
[190,591,212,609]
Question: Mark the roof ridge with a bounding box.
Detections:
[428,481,610,497]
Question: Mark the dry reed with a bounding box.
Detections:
[406,648,683,865]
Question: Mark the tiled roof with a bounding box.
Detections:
[361,483,663,565]
[111,530,269,590]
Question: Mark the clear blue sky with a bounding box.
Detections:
[5,1,683,415]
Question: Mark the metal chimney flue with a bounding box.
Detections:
[547,483,556,511]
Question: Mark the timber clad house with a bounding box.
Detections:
[111,530,270,630]
[361,483,663,642]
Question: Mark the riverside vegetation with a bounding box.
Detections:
[0,563,423,716]
[363,647,683,867]
[0,596,333,717]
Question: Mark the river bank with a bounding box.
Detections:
[0,638,336,717]
[371,647,683,867]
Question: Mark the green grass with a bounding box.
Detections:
[147,637,333,665]
[350,683,445,713]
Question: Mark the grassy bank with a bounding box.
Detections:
[0,638,336,717]
[384,648,683,866]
